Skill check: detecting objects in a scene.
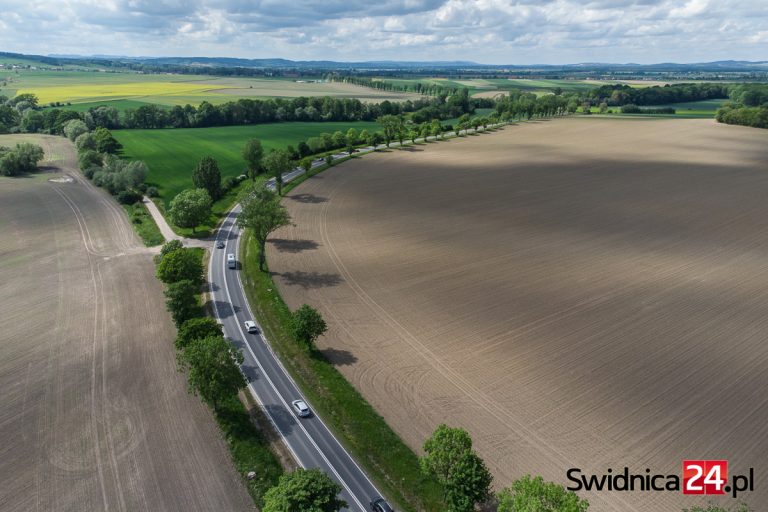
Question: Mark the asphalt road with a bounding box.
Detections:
[209,206,382,512]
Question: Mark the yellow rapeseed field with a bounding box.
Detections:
[17,81,222,104]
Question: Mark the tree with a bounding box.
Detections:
[19,110,43,133]
[77,149,104,171]
[0,143,45,176]
[192,156,222,201]
[177,335,245,411]
[497,475,589,512]
[93,127,121,154]
[169,188,212,233]
[300,157,312,174]
[75,131,96,152]
[298,141,311,157]
[421,424,493,512]
[63,119,88,141]
[445,452,493,512]
[242,138,264,180]
[236,186,291,272]
[378,114,402,147]
[156,246,204,284]
[263,149,292,196]
[457,114,471,135]
[164,279,201,327]
[176,317,223,350]
[263,468,347,512]
[345,127,358,146]
[431,119,442,139]
[160,239,184,258]
[291,304,327,350]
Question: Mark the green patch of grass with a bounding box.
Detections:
[122,201,164,246]
[239,232,444,512]
[114,121,381,206]
[646,99,727,111]
[211,393,283,506]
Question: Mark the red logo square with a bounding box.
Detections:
[683,460,728,495]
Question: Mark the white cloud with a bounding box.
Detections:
[0,0,765,63]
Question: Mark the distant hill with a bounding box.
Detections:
[3,50,768,74]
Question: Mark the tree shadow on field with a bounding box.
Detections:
[289,193,328,204]
[269,238,319,253]
[276,270,343,289]
[399,146,423,152]
[320,347,358,366]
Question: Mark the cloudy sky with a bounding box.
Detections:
[0,0,766,64]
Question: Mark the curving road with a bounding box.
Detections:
[208,206,383,512]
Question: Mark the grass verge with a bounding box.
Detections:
[122,201,164,246]
[210,392,284,505]
[240,231,444,512]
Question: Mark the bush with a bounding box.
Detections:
[621,104,641,114]
[83,166,100,179]
[146,186,159,197]
[160,239,184,257]
[156,247,204,284]
[75,132,97,152]
[222,175,239,193]
[117,189,142,205]
[78,149,102,171]
[63,119,88,142]
[176,317,223,351]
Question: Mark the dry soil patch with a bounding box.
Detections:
[267,118,768,511]
[0,135,252,511]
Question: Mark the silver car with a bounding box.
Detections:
[244,320,258,334]
[291,399,311,418]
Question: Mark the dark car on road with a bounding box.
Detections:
[370,497,394,512]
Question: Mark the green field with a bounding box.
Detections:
[646,98,727,114]
[586,98,725,118]
[115,121,380,204]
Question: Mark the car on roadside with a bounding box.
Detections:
[244,320,259,334]
[291,399,311,418]
[216,240,225,249]
[370,497,394,512]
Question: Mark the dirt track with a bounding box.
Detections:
[267,118,768,511]
[0,136,252,511]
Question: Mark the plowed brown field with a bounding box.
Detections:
[267,118,768,511]
[0,136,252,511]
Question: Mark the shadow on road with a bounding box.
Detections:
[210,300,236,318]
[264,404,297,435]
[276,271,343,289]
[203,281,220,293]
[269,238,319,253]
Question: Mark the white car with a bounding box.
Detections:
[244,320,259,334]
[291,399,311,418]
